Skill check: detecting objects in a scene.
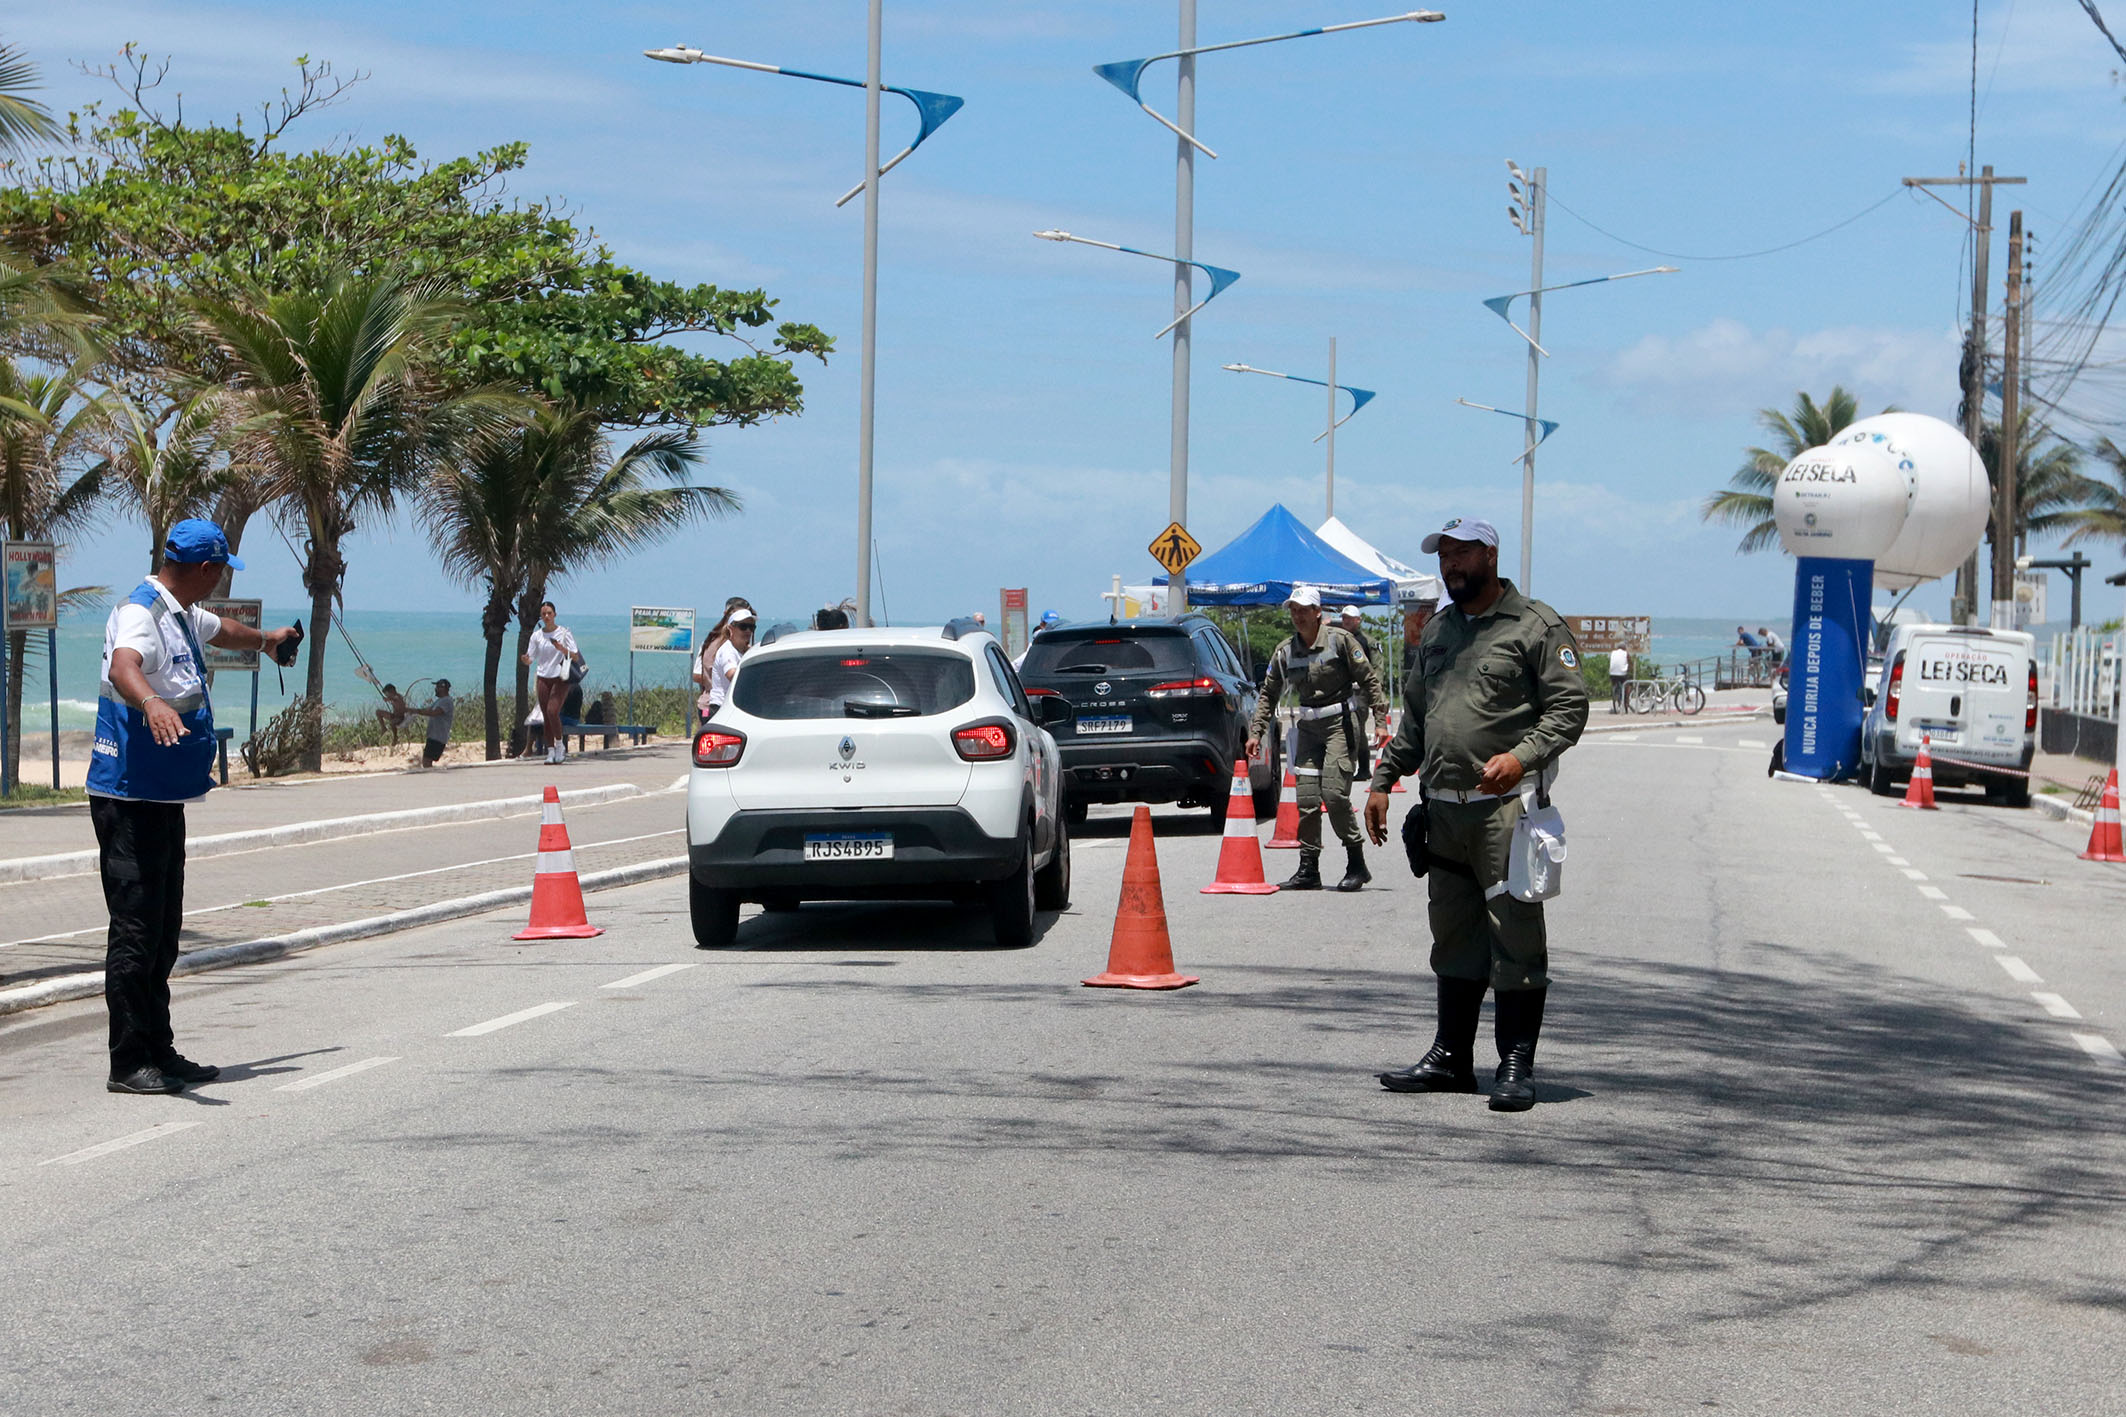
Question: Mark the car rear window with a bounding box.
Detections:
[1021,632,1196,675]
[733,649,977,719]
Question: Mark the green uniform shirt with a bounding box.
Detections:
[1248,623,1389,743]
[1369,580,1589,793]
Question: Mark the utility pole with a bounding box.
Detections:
[854,0,883,626]
[1325,336,1337,520]
[1169,0,1196,614]
[1507,162,1545,591]
[1994,210,2024,629]
[1902,167,2023,624]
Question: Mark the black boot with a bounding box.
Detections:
[1279,851,1324,891]
[1489,986,1548,1112]
[1332,842,1371,892]
[1380,976,1485,1092]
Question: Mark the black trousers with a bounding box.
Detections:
[91,796,187,1076]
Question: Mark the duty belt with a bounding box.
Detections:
[99,686,205,713]
[1427,784,1505,804]
[1295,702,1345,721]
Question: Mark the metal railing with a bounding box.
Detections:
[2046,627,2120,722]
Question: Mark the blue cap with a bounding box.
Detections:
[164,519,244,570]
[1039,610,1061,625]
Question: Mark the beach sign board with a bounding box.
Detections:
[2,541,57,631]
[630,606,695,654]
[1565,615,1651,655]
[201,599,264,671]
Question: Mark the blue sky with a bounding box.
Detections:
[11,1,2126,625]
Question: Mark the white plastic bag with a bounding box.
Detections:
[1506,787,1566,903]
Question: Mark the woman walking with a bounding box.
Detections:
[695,596,752,726]
[521,600,584,765]
[705,606,756,718]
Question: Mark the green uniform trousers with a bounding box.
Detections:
[1426,793,1549,991]
[1293,715,1362,853]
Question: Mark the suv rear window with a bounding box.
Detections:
[1021,632,1196,676]
[733,649,977,719]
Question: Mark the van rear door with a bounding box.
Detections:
[1899,631,2026,761]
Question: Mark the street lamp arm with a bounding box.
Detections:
[1222,363,1377,434]
[1456,397,1560,463]
[1481,265,1678,355]
[1093,10,1446,158]
[1034,231,1241,338]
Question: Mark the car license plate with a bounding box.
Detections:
[1077,715,1132,735]
[804,833,893,861]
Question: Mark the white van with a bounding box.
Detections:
[1860,624,2036,806]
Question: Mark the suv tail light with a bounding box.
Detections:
[1147,676,1220,699]
[1025,686,1061,699]
[953,719,1017,761]
[1885,652,1905,722]
[692,726,746,767]
[2027,660,2039,733]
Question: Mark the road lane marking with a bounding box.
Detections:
[449,1001,576,1037]
[1860,831,1883,841]
[1887,856,1912,866]
[1916,885,1948,900]
[1996,956,2043,984]
[1676,735,1702,743]
[275,1056,399,1093]
[1871,842,1897,854]
[1941,905,1975,920]
[1900,868,1927,879]
[2072,1033,2124,1067]
[602,962,702,990]
[42,1121,200,1166]
[1967,927,2007,948]
[2033,993,2082,1019]
[1739,738,1768,748]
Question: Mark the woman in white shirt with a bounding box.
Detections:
[520,600,582,765]
[707,608,754,716]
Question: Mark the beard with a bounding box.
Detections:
[1443,565,1496,606]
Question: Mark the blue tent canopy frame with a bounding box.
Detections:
[1154,503,1395,606]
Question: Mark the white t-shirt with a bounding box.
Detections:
[101,580,223,706]
[1607,648,1630,677]
[528,624,578,679]
[709,640,744,705]
[424,695,456,744]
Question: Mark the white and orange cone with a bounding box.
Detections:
[1203,759,1279,895]
[1902,735,1938,810]
[1266,768,1304,849]
[515,785,604,939]
[2082,767,2125,863]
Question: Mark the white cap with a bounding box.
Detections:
[1284,585,1322,609]
[1421,516,1501,554]
[1338,605,1363,618]
[729,607,757,624]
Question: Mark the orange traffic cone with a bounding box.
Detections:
[1901,735,1938,810]
[1084,806,1198,989]
[1266,768,1304,849]
[514,785,604,939]
[1203,760,1279,895]
[2082,767,2125,862]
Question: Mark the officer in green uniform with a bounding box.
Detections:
[1247,586,1389,892]
[1363,516,1589,1111]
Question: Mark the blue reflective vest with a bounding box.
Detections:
[85,582,218,802]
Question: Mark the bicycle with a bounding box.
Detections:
[1625,672,1706,716]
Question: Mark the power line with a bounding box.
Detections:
[2075,0,2126,66]
[1543,187,1906,262]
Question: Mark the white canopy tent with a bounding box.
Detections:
[1315,516,1441,605]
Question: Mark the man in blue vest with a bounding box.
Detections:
[88,520,297,1095]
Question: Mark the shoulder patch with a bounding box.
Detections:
[1559,645,1578,670]
[1524,598,1569,632]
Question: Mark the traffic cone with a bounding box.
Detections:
[1266,769,1304,849]
[2081,768,2125,862]
[514,786,604,939]
[1203,760,1279,895]
[1901,735,1938,810]
[1084,806,1198,989]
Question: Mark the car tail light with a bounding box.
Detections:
[1147,676,1220,699]
[2027,660,2039,733]
[953,720,1016,761]
[692,727,746,767]
[1025,686,1061,698]
[1885,652,1904,722]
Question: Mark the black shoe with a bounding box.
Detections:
[1379,1044,1478,1093]
[1279,855,1324,891]
[158,1055,220,1085]
[1488,985,1547,1112]
[1489,1047,1536,1111]
[1333,844,1371,892]
[107,1066,183,1095]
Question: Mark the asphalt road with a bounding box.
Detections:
[3,720,2122,1415]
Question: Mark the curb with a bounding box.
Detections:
[1582,710,1771,736]
[0,783,646,886]
[2032,794,2097,829]
[0,856,690,1018]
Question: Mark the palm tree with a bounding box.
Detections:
[0,41,63,159]
[2061,438,2126,551]
[0,357,103,784]
[1974,411,2101,553]
[197,270,512,770]
[1701,387,1879,554]
[91,387,246,572]
[423,401,731,758]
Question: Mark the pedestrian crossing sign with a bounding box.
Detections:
[1148,522,1202,575]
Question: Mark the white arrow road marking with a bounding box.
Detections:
[449,1001,576,1037]
[42,1121,200,1166]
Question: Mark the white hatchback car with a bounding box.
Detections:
[686,621,1072,949]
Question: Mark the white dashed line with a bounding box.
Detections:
[449,1001,576,1037]
[275,1056,399,1093]
[1739,739,1768,748]
[1967,927,2007,948]
[1940,905,1975,920]
[1676,735,1702,743]
[602,961,702,990]
[1996,956,2043,984]
[1860,831,1883,841]
[42,1121,200,1166]
[2032,993,2083,1019]
[1916,885,1948,900]
[1871,842,1897,854]
[1900,868,1927,879]
[1887,857,1912,866]
[2071,1034,2124,1067]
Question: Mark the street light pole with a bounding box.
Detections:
[1325,336,1338,520]
[854,0,883,626]
[1170,0,1196,611]
[1518,165,1545,592]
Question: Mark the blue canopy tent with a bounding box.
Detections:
[1156,503,1394,606]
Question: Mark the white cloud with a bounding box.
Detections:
[1874,2,2119,98]
[1591,318,1963,420]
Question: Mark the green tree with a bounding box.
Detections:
[0,40,63,158]
[2061,438,2126,551]
[90,387,246,573]
[1974,410,2104,553]
[1701,387,1873,554]
[197,270,515,770]
[0,359,103,785]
